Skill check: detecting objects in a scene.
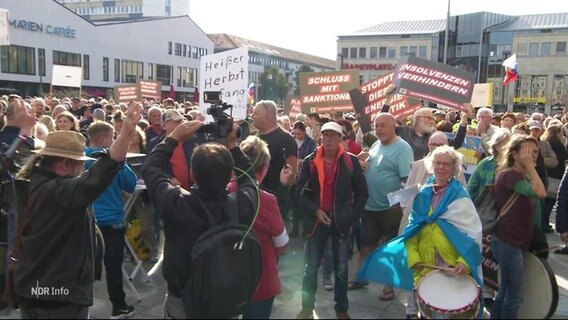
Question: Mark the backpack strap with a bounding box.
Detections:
[193,192,217,228]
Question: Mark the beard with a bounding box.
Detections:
[419,121,436,134]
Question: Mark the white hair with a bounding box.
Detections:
[477,107,493,117]
[412,108,434,125]
[425,145,463,178]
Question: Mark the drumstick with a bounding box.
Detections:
[419,264,454,272]
[534,245,563,255]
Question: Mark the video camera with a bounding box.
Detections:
[197,91,238,139]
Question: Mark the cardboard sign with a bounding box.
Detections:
[482,234,499,290]
[114,85,140,103]
[349,73,422,133]
[393,56,475,110]
[51,65,82,88]
[139,80,161,99]
[288,97,302,119]
[199,47,249,120]
[299,70,360,114]
[470,83,493,108]
[445,133,481,181]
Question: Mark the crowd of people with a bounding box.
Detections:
[0,90,567,319]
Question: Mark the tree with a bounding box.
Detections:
[294,65,314,95]
[259,67,290,104]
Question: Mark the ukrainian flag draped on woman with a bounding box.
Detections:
[356,177,483,292]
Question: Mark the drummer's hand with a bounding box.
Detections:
[453,263,467,276]
[560,232,568,243]
[411,262,423,272]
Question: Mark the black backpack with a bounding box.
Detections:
[181,192,263,319]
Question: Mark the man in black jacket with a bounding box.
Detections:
[295,121,368,320]
[141,121,259,319]
[12,103,142,319]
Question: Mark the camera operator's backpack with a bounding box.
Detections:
[181,192,262,319]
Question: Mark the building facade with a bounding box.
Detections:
[338,12,568,114]
[56,0,190,22]
[1,0,210,101]
[209,33,335,104]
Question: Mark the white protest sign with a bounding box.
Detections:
[0,9,10,46]
[51,65,82,88]
[199,47,249,120]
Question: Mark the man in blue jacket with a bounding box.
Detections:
[85,121,137,319]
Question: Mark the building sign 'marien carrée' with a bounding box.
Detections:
[9,19,77,39]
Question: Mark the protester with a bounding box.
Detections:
[295,121,368,320]
[142,120,259,318]
[405,146,482,319]
[55,111,80,131]
[12,103,142,319]
[358,113,413,300]
[542,125,568,233]
[229,135,289,319]
[252,100,298,220]
[490,135,546,319]
[85,121,137,319]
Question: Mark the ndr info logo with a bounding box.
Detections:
[31,281,69,298]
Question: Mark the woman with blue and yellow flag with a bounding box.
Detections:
[357,145,483,319]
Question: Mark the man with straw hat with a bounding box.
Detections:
[10,102,143,319]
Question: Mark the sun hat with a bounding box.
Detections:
[34,131,94,161]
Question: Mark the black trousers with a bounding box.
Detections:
[99,225,127,309]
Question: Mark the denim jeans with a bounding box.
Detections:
[322,239,333,276]
[490,235,524,319]
[301,224,350,312]
[99,225,127,309]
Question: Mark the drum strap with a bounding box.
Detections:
[498,192,519,219]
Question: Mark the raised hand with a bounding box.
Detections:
[121,102,143,137]
[10,97,36,129]
[169,120,204,143]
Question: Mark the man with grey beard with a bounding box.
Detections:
[392,107,466,160]
[380,86,469,160]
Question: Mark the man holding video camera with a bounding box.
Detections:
[142,119,259,318]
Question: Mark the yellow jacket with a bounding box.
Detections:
[405,208,470,285]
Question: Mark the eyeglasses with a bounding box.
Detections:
[428,142,445,148]
[433,161,454,168]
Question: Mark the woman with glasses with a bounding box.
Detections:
[403,146,482,319]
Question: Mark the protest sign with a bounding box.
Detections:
[139,80,161,99]
[199,47,248,119]
[51,65,82,88]
[349,73,421,133]
[288,97,302,119]
[445,132,481,180]
[299,70,359,114]
[470,83,493,108]
[114,84,140,103]
[0,9,10,46]
[393,56,475,111]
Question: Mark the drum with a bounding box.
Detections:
[415,270,480,319]
[518,252,558,319]
[483,235,558,319]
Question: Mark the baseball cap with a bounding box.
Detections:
[162,109,184,123]
[528,120,542,130]
[320,122,344,136]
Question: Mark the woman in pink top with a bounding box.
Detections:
[228,135,289,319]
